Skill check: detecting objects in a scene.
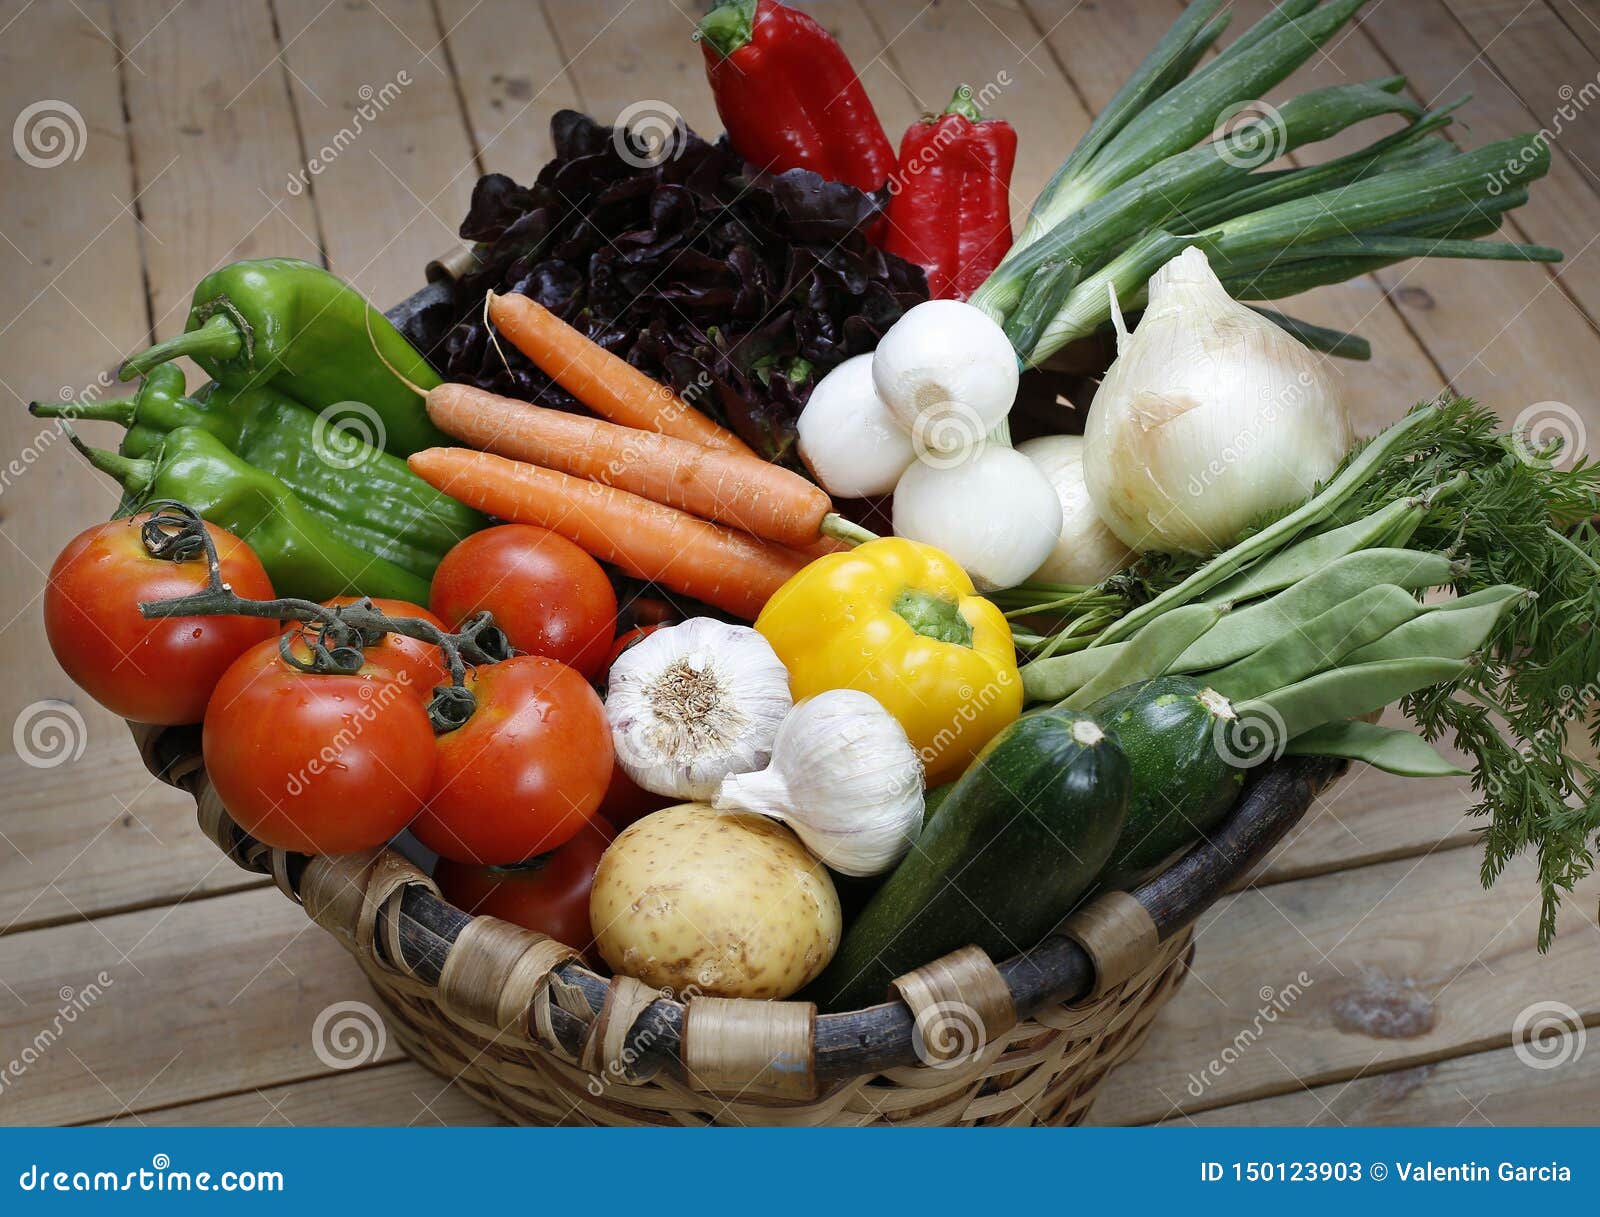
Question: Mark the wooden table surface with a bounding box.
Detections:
[2,0,1598,1128]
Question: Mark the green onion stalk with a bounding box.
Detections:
[970,0,1562,364]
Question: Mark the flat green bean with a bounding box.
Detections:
[1094,403,1444,646]
[1176,548,1459,671]
[1204,583,1421,702]
[1060,603,1222,709]
[1343,585,1526,666]
[1202,498,1421,607]
[1237,657,1468,741]
[1021,640,1126,703]
[1285,720,1467,777]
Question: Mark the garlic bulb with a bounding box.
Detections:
[892,444,1063,591]
[1082,246,1353,555]
[605,618,792,800]
[1016,434,1135,585]
[871,299,1019,455]
[796,353,916,498]
[714,690,923,877]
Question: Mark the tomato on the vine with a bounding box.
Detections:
[430,525,616,679]
[433,817,614,958]
[412,655,612,865]
[203,638,437,854]
[44,514,276,724]
[280,596,447,693]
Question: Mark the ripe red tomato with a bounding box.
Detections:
[412,655,612,865]
[280,596,447,693]
[44,514,276,725]
[203,638,437,854]
[430,525,616,679]
[433,817,614,958]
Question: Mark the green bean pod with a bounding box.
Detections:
[1204,583,1422,702]
[1176,548,1460,671]
[1202,497,1422,606]
[1343,585,1527,666]
[1236,657,1468,742]
[1285,720,1466,777]
[1058,603,1222,709]
[1021,641,1125,703]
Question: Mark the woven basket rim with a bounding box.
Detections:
[133,719,1343,1088]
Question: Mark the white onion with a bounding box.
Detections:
[871,299,1018,456]
[796,353,915,498]
[1016,434,1134,584]
[1082,247,1353,555]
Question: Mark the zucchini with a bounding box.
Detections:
[807,709,1130,1013]
[1091,675,1246,888]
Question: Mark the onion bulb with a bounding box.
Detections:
[1082,247,1353,555]
[871,299,1019,456]
[1016,435,1134,585]
[893,445,1062,591]
[796,353,915,498]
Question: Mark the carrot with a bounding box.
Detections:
[409,447,805,620]
[426,382,836,549]
[486,291,752,456]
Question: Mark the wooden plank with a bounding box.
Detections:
[435,0,580,184]
[275,0,481,305]
[536,1,719,140]
[98,1061,498,1127]
[1200,0,1600,429]
[1445,0,1600,189]
[1089,846,1600,1125]
[0,887,396,1125]
[1018,0,1446,438]
[114,0,321,338]
[0,0,226,932]
[1548,0,1600,58]
[1359,1,1600,327]
[1171,1041,1600,1126]
[849,0,1094,213]
[0,751,264,934]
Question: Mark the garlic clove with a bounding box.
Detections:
[713,689,924,878]
[605,618,793,800]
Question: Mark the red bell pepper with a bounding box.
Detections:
[697,0,896,195]
[883,86,1018,301]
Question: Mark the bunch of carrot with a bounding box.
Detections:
[409,292,862,620]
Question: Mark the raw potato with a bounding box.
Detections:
[590,803,842,999]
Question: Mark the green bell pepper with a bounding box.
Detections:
[38,372,484,581]
[75,425,431,604]
[117,258,447,457]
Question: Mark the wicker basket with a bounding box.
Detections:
[131,720,1342,1126]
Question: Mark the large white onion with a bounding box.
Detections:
[1082,247,1353,555]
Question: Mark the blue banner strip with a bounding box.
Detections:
[0,1126,1592,1211]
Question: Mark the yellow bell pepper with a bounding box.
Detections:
[756,537,1022,783]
